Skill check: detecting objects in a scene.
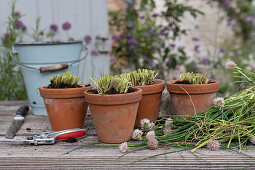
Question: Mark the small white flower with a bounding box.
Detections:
[147,138,158,150]
[214,97,225,108]
[146,131,155,140]
[163,126,172,135]
[132,129,143,140]
[119,142,128,153]
[207,140,220,151]
[250,137,255,145]
[226,61,237,69]
[165,118,173,127]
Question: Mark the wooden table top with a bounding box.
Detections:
[1,101,255,169]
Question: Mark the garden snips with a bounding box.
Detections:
[2,128,86,145]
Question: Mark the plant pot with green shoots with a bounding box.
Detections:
[84,74,142,144]
[167,72,219,115]
[122,69,165,128]
[39,72,92,131]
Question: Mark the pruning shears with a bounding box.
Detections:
[2,128,86,145]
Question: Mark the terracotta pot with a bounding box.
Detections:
[167,80,219,115]
[134,79,165,128]
[84,88,142,144]
[39,84,92,131]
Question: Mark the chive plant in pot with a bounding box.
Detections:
[122,69,165,128]
[167,72,219,115]
[85,74,142,144]
[39,72,92,131]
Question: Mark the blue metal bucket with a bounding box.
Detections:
[12,41,85,116]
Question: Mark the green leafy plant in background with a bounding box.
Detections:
[110,0,203,80]
[49,72,80,88]
[0,0,27,100]
[180,72,209,84]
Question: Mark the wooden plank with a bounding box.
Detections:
[1,101,255,169]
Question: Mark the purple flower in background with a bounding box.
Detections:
[233,40,237,44]
[202,58,210,66]
[62,22,71,30]
[50,24,58,32]
[195,25,199,29]
[3,33,9,41]
[175,65,181,71]
[84,35,92,44]
[129,45,135,50]
[170,44,175,48]
[139,15,145,20]
[192,37,200,42]
[127,33,131,39]
[152,13,159,17]
[223,0,231,8]
[112,35,119,41]
[233,50,238,56]
[148,60,154,66]
[14,11,21,17]
[226,17,233,27]
[194,45,200,53]
[220,47,225,53]
[91,49,99,56]
[15,20,24,29]
[148,29,154,35]
[178,46,185,51]
[143,56,148,61]
[166,60,171,66]
[244,16,255,24]
[210,74,215,79]
[161,11,166,15]
[127,39,139,45]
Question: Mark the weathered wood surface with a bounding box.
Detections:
[1,101,255,169]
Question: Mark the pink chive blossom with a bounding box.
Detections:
[3,33,9,41]
[207,140,220,151]
[226,61,236,69]
[15,20,24,29]
[50,24,58,32]
[163,127,172,135]
[214,97,225,108]
[147,138,158,150]
[141,118,155,132]
[62,22,71,30]
[119,142,128,153]
[132,129,143,141]
[250,137,255,145]
[146,131,155,140]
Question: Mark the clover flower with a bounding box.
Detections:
[214,97,225,108]
[119,142,128,153]
[132,129,143,141]
[62,22,71,30]
[146,131,155,140]
[163,126,172,135]
[207,140,220,151]
[147,138,158,150]
[250,137,255,145]
[226,61,236,69]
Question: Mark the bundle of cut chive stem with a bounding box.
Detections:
[149,63,255,152]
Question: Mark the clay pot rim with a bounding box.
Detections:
[134,79,165,95]
[40,84,92,99]
[167,80,219,94]
[84,87,142,105]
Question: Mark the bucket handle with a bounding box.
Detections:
[10,47,89,73]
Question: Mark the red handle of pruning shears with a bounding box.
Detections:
[55,130,86,141]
